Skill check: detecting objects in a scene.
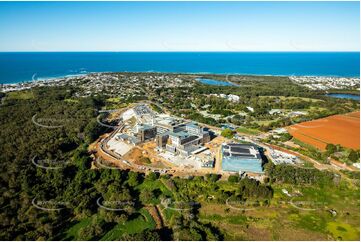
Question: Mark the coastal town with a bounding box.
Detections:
[0,72,195,95]
[1,72,359,94]
[289,76,360,91]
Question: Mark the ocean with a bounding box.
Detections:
[0,52,359,84]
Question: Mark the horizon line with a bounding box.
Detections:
[0,50,360,53]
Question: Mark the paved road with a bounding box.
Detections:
[94,102,354,179]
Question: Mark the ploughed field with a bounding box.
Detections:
[287,111,360,150]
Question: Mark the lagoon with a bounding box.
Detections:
[326,93,360,101]
[196,78,239,87]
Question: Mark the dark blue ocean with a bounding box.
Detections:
[0,52,359,84]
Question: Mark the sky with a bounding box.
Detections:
[0,1,359,52]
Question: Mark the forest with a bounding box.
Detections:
[0,83,359,241]
[0,86,273,240]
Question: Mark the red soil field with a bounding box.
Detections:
[287,111,360,150]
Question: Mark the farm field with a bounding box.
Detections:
[287,112,360,150]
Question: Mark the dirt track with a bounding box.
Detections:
[145,205,163,229]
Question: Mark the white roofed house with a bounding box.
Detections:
[227,94,240,102]
[268,109,282,115]
[122,108,135,121]
[246,106,254,113]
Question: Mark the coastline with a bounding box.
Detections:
[1,70,360,86]
[1,71,359,95]
[1,73,90,85]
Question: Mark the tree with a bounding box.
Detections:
[205,174,220,182]
[99,209,128,223]
[228,175,239,183]
[174,228,203,241]
[121,229,161,241]
[265,163,334,186]
[221,128,234,139]
[78,224,103,240]
[326,143,337,155]
[127,171,141,186]
[348,150,360,162]
[139,189,156,205]
[146,172,158,181]
[84,119,105,143]
[78,217,105,240]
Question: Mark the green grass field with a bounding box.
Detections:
[100,209,156,240]
[236,126,261,135]
[195,178,360,241]
[6,90,34,100]
[327,221,359,241]
[62,209,156,241]
[63,217,92,240]
[255,119,279,126]
[64,98,80,103]
[259,96,324,103]
[106,97,122,103]
[136,179,173,198]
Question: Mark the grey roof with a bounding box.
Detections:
[136,123,154,130]
[169,130,189,139]
[186,122,200,129]
[222,143,261,159]
[117,133,129,139]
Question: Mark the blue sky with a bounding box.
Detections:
[0,1,359,51]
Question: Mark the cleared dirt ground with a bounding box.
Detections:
[287,111,360,150]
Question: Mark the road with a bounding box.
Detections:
[92,102,357,179]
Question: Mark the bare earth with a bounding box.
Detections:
[288,111,360,150]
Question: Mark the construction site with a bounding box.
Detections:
[91,103,268,179]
